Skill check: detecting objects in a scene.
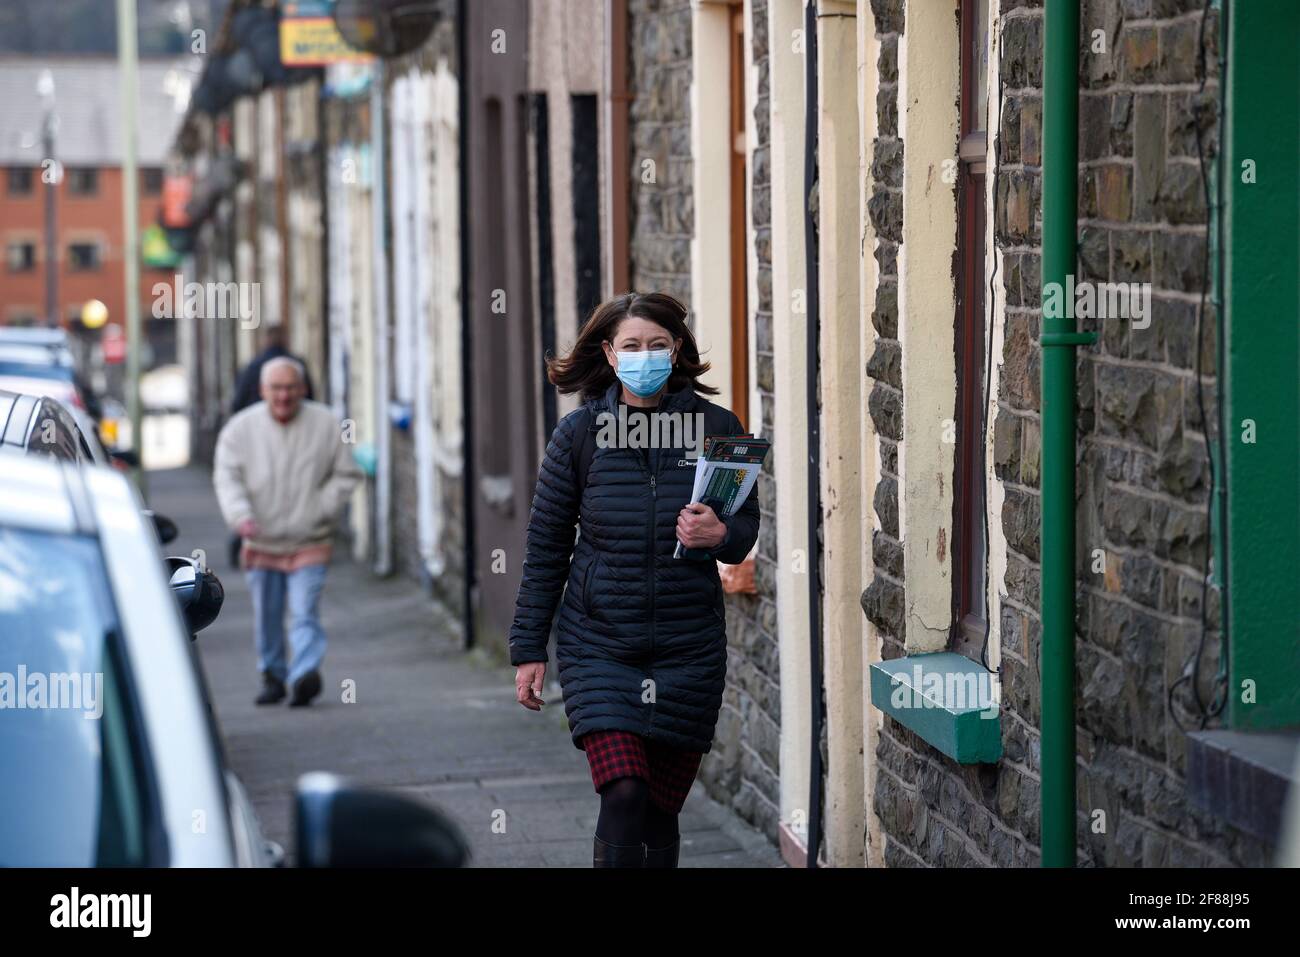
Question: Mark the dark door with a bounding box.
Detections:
[465,0,539,652]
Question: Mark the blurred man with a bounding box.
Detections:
[226,328,316,567]
[213,357,361,707]
[229,326,316,416]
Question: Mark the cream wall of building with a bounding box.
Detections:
[767,0,813,858]
[816,0,866,869]
[689,0,736,407]
[856,0,885,869]
[896,0,960,653]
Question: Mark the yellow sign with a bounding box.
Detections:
[280,15,374,66]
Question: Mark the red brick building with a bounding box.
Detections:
[0,57,192,336]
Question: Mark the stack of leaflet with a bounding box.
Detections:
[674,434,773,559]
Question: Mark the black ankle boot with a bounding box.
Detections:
[643,838,680,868]
[593,834,646,868]
[255,673,286,705]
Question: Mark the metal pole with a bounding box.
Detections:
[118,0,143,492]
[41,73,57,328]
[1040,0,1083,868]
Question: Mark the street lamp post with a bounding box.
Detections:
[118,0,144,492]
[38,69,57,329]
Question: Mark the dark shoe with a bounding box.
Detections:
[288,670,322,707]
[593,834,645,868]
[644,838,680,868]
[255,674,286,705]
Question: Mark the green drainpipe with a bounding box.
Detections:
[1040,0,1091,868]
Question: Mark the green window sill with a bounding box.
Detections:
[869,652,1003,764]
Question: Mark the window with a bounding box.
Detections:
[66,168,98,196]
[68,242,101,271]
[571,94,601,329]
[480,96,510,479]
[6,241,37,272]
[952,0,990,653]
[4,309,39,327]
[7,167,33,196]
[688,0,747,431]
[532,92,557,438]
[141,168,163,196]
[728,3,749,428]
[0,528,149,866]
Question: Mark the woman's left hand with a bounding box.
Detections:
[677,502,727,550]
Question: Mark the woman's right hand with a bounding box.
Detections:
[515,662,546,711]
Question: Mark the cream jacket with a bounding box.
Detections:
[213,400,363,554]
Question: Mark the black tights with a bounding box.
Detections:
[595,776,681,848]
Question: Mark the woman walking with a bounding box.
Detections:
[509,292,760,868]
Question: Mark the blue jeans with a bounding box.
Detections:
[245,564,328,687]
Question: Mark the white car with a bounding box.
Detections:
[139,363,190,414]
[0,455,468,867]
[0,341,83,411]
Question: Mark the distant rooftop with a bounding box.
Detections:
[0,56,198,167]
[0,0,228,58]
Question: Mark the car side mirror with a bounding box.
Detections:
[111,449,140,468]
[165,557,224,638]
[295,772,470,868]
[143,509,178,544]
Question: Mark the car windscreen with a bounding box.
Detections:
[0,527,151,866]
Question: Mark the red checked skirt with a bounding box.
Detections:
[579,730,705,815]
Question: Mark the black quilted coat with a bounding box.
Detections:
[508,381,761,753]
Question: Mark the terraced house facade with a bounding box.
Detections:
[168,0,1298,867]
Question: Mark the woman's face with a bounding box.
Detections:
[602,316,682,371]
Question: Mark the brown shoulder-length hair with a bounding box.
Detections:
[546,291,718,400]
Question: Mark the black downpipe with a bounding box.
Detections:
[317,92,331,411]
[457,0,477,650]
[803,0,825,870]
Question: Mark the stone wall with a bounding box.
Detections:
[862,0,906,668]
[868,0,1270,867]
[390,429,422,581]
[704,0,783,842]
[627,0,694,304]
[386,432,464,621]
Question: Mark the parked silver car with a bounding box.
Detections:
[0,455,468,867]
[0,389,100,465]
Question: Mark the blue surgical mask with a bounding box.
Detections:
[615,347,673,397]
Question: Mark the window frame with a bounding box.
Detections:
[67,240,103,272]
[66,167,99,197]
[951,0,991,655]
[728,2,749,429]
[6,166,34,196]
[6,239,38,273]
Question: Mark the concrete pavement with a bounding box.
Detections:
[147,465,782,868]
